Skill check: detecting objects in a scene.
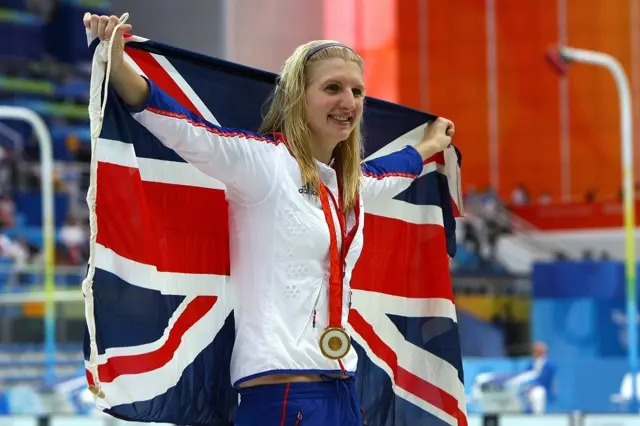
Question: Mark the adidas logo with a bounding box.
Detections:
[298,184,318,196]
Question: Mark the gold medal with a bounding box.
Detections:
[319,327,351,360]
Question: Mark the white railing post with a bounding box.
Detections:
[0,106,56,386]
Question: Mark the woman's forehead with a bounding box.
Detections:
[308,58,364,85]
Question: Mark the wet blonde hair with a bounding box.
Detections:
[258,40,365,214]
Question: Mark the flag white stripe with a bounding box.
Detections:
[421,161,438,177]
[352,291,457,322]
[125,35,149,43]
[365,198,443,226]
[94,298,193,363]
[363,124,427,162]
[123,52,147,77]
[354,302,466,413]
[94,243,230,297]
[90,299,229,408]
[350,326,458,426]
[150,53,219,125]
[96,138,226,190]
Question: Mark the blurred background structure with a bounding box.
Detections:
[0,0,639,425]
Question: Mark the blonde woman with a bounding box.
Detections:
[84,13,454,426]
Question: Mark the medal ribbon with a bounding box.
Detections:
[318,181,360,330]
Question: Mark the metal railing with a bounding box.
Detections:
[461,199,581,265]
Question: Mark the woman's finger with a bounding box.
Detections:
[82,12,92,29]
[89,14,99,38]
[97,15,109,40]
[104,15,119,39]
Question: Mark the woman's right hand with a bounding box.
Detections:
[83,13,132,73]
[82,13,149,108]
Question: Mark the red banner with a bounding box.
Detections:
[509,201,638,230]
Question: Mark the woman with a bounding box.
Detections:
[84,13,454,426]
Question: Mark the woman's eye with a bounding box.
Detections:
[326,84,340,92]
[353,89,364,97]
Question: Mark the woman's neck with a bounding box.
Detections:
[312,142,337,165]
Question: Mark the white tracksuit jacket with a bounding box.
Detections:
[130,78,424,387]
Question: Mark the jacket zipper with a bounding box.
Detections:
[296,284,322,345]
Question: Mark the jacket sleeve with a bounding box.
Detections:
[128,78,280,205]
[360,145,423,203]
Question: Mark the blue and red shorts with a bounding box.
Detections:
[234,377,364,426]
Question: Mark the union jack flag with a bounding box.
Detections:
[83,33,467,426]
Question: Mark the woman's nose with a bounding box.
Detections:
[338,91,356,110]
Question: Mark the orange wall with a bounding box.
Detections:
[326,0,640,203]
[565,0,633,202]
[494,0,561,199]
[396,0,492,190]
[424,0,491,193]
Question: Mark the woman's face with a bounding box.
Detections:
[305,58,365,148]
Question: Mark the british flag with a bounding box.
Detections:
[82,33,467,426]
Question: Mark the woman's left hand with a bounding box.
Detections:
[415,117,455,160]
